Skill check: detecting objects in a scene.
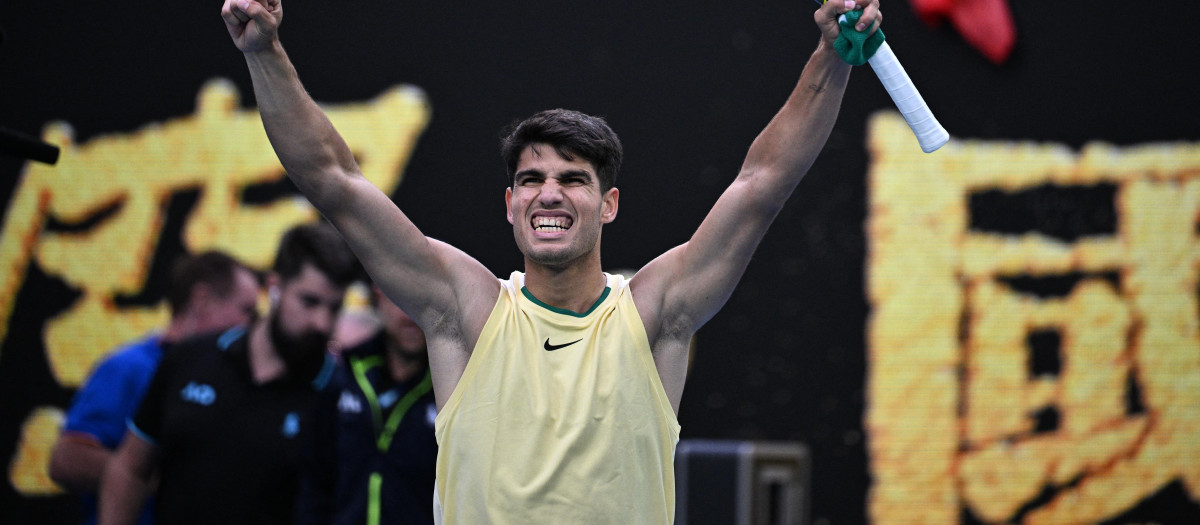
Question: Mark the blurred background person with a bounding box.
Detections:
[97,222,359,525]
[296,283,437,525]
[49,250,260,525]
[327,281,381,357]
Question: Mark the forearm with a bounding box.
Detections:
[583,5,869,387]
[96,460,152,525]
[48,437,110,492]
[739,40,850,207]
[657,40,852,325]
[244,42,359,214]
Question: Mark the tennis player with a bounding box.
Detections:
[221,0,879,522]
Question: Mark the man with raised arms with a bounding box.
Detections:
[221,1,880,522]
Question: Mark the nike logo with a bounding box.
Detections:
[543,338,583,351]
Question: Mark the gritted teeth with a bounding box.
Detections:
[532,215,572,232]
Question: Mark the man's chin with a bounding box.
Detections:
[527,250,575,269]
[518,235,589,269]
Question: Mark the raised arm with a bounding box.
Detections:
[219,1,497,381]
[633,0,879,404]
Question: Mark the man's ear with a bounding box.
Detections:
[601,187,619,223]
[505,187,515,224]
[265,273,281,305]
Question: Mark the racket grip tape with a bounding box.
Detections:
[866,42,948,153]
[836,10,949,154]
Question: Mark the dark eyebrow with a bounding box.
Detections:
[513,168,595,184]
[514,169,545,181]
[558,169,593,181]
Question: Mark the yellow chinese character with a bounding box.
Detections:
[866,112,1200,524]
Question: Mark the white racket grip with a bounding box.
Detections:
[867,42,949,153]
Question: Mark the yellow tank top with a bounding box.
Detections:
[434,271,680,524]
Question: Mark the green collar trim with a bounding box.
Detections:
[521,285,611,318]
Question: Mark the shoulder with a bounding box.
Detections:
[158,327,245,370]
[628,246,682,307]
[627,262,669,336]
[103,334,164,364]
[499,271,523,296]
[87,334,164,381]
[437,270,506,344]
[177,326,245,352]
[424,238,503,309]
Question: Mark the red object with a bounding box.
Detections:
[909,0,1016,64]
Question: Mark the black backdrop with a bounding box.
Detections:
[2,1,1198,523]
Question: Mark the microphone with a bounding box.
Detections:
[0,126,61,165]
[0,25,61,165]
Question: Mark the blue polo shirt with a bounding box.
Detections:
[62,333,163,525]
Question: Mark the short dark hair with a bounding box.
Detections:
[273,222,360,287]
[166,251,253,316]
[500,109,624,192]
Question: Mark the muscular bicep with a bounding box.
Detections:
[637,175,779,341]
[320,175,497,404]
[320,175,486,318]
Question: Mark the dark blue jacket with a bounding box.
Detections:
[295,333,438,525]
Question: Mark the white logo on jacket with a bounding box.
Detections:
[282,412,301,438]
[338,390,363,414]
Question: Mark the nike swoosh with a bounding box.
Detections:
[543,338,583,351]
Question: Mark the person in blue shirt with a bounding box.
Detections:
[296,284,438,525]
[49,250,260,525]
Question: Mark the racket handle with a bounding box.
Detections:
[866,42,949,153]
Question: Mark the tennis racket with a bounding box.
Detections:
[823,3,949,153]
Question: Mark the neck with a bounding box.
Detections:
[521,259,608,314]
[161,315,198,344]
[248,321,288,384]
[385,340,427,382]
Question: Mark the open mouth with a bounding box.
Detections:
[532,215,572,232]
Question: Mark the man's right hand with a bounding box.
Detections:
[815,0,882,46]
[221,0,282,53]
